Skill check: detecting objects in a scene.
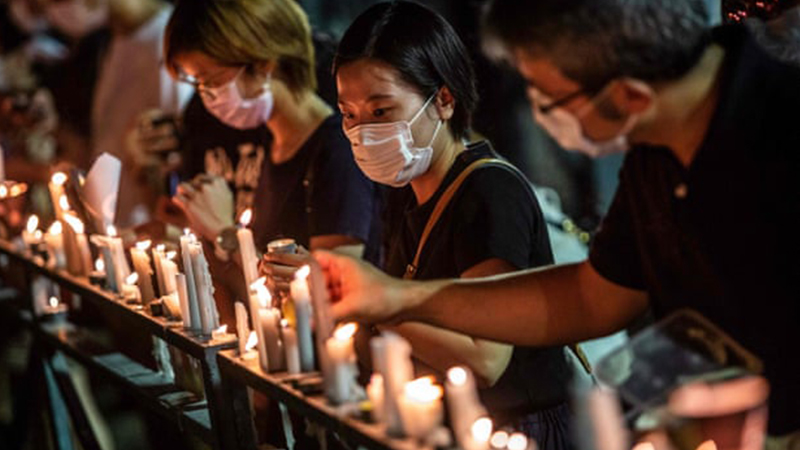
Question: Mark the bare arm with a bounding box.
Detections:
[317,251,649,347]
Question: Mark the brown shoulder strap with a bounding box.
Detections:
[404,158,517,279]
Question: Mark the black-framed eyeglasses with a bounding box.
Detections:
[536,88,588,114]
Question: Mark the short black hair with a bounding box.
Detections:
[333,1,478,140]
[482,0,711,90]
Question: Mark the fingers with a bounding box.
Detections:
[260,262,298,280]
[262,251,311,268]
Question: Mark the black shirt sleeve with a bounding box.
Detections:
[450,166,551,274]
[588,157,646,290]
[308,123,376,243]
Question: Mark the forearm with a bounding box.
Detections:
[395,262,648,347]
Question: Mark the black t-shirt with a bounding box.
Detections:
[384,142,572,421]
[251,113,380,262]
[589,25,800,434]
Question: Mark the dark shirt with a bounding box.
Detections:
[589,25,800,434]
[251,113,380,262]
[383,142,572,422]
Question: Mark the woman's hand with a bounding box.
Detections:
[173,175,234,242]
[259,246,312,294]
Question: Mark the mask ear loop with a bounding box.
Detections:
[409,89,444,148]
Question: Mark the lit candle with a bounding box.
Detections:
[325,322,358,404]
[48,172,68,219]
[189,240,219,335]
[89,257,106,286]
[130,240,156,304]
[367,374,385,423]
[179,230,201,331]
[92,225,131,294]
[161,251,178,295]
[506,433,531,450]
[371,332,414,437]
[462,417,493,450]
[281,319,301,374]
[398,376,444,441]
[290,265,314,372]
[44,221,66,270]
[236,209,259,291]
[121,273,141,303]
[251,278,283,372]
[152,244,167,296]
[63,214,93,277]
[22,215,42,250]
[243,331,258,360]
[446,366,487,449]
[91,233,117,292]
[235,301,250,355]
[491,431,510,450]
[211,324,232,341]
[175,273,190,326]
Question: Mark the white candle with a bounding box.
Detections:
[398,376,444,441]
[22,215,41,250]
[175,273,191,327]
[236,209,259,291]
[161,251,178,295]
[250,278,271,371]
[325,322,358,404]
[91,234,117,292]
[152,244,167,296]
[122,273,141,303]
[506,433,531,450]
[106,226,131,294]
[189,241,218,335]
[446,366,487,448]
[235,302,250,355]
[130,240,156,304]
[491,431,510,449]
[242,331,259,360]
[281,319,301,374]
[290,265,314,372]
[372,332,414,437]
[44,221,66,270]
[462,417,493,450]
[179,231,201,331]
[367,374,385,423]
[260,306,284,373]
[48,172,68,219]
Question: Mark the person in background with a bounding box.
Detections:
[315,0,800,439]
[334,3,574,447]
[163,0,379,325]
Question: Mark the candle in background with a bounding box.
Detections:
[260,304,284,373]
[44,221,66,270]
[371,332,414,437]
[91,233,118,292]
[130,240,156,304]
[506,433,531,450]
[22,215,42,250]
[152,244,167,296]
[189,240,218,335]
[461,417,493,450]
[281,319,301,374]
[243,331,258,360]
[179,230,201,331]
[491,431,510,450]
[367,374,385,423]
[62,214,93,277]
[175,273,191,328]
[48,172,68,219]
[398,376,444,441]
[161,251,178,295]
[250,278,272,371]
[88,256,106,286]
[106,226,131,293]
[211,324,231,341]
[236,209,259,291]
[290,265,314,372]
[446,366,487,449]
[325,322,358,405]
[121,273,141,303]
[235,302,250,355]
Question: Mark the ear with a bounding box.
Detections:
[434,86,456,121]
[252,60,278,81]
[610,78,654,115]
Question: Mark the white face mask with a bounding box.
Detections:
[528,86,637,158]
[345,93,442,187]
[45,0,108,39]
[201,69,274,130]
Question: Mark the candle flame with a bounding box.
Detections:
[48,221,63,236]
[239,208,253,227]
[471,418,493,443]
[507,433,528,450]
[136,240,152,251]
[155,244,165,253]
[51,172,68,186]
[59,195,70,211]
[26,215,39,233]
[246,331,258,351]
[280,318,290,328]
[404,376,442,403]
[95,257,105,272]
[63,214,85,234]
[333,322,358,341]
[215,324,228,334]
[0,185,7,198]
[49,296,59,308]
[34,230,43,240]
[447,366,468,386]
[295,265,310,281]
[9,182,26,197]
[106,225,117,237]
[183,228,191,236]
[255,283,272,309]
[126,272,139,285]
[166,251,177,261]
[490,431,510,449]
[78,174,85,186]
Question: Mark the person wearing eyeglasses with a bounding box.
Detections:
[163,0,379,324]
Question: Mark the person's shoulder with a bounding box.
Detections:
[455,143,537,212]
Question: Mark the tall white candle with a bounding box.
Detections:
[130,240,156,304]
[161,251,178,295]
[106,226,131,294]
[62,214,93,276]
[372,332,414,437]
[260,307,284,373]
[179,231,201,331]
[152,244,167,296]
[175,273,191,327]
[281,319,301,374]
[44,221,66,270]
[235,302,250,355]
[446,366,487,449]
[397,376,444,441]
[367,374,385,423]
[236,209,259,291]
[250,278,270,371]
[189,241,218,335]
[290,265,314,372]
[325,322,358,405]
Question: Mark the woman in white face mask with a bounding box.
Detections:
[335,3,574,448]
[163,0,379,325]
